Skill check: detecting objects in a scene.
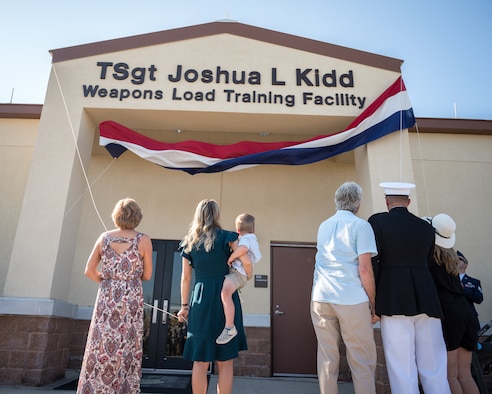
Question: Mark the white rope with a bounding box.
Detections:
[51,65,190,325]
[398,78,431,214]
[52,64,108,231]
[414,122,431,216]
[63,157,117,221]
[399,78,404,181]
[144,302,187,323]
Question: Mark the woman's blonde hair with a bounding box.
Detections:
[111,198,142,230]
[433,245,459,276]
[181,199,221,253]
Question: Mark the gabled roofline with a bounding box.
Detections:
[49,20,403,72]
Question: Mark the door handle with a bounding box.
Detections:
[152,299,158,324]
[274,305,284,315]
[162,299,169,324]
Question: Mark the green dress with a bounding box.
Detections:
[180,229,248,361]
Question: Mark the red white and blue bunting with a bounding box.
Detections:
[99,76,414,175]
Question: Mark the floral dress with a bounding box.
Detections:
[77,233,145,394]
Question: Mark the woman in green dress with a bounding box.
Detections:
[178,199,248,394]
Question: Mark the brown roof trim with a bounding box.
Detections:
[1,105,490,136]
[0,104,42,119]
[412,117,492,135]
[50,21,403,72]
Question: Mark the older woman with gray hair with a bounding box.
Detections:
[311,181,378,394]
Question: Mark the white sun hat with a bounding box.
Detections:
[422,213,456,249]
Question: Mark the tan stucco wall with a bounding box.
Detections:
[49,33,398,120]
[69,137,356,315]
[3,31,399,301]
[411,132,492,322]
[356,129,418,218]
[3,117,489,323]
[0,118,38,294]
[3,83,93,300]
[3,28,490,325]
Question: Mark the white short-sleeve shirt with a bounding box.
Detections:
[232,233,261,275]
[311,210,377,305]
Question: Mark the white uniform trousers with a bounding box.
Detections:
[380,314,450,394]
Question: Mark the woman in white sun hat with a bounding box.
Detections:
[425,213,479,394]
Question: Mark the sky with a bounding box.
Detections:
[1,0,491,120]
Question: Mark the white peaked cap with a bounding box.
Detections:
[379,182,416,196]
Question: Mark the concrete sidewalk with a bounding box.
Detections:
[208,375,355,393]
[0,374,355,393]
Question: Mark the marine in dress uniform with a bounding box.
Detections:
[368,182,450,394]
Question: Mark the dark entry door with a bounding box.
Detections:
[271,243,317,376]
[142,240,193,371]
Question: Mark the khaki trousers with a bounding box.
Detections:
[311,301,376,394]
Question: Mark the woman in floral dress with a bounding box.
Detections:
[77,198,153,394]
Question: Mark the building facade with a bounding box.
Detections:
[1,21,491,389]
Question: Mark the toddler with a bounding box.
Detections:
[216,213,261,344]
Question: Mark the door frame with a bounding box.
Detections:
[142,239,193,372]
[271,242,317,377]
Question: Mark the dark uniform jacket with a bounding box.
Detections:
[368,206,443,318]
[461,273,483,331]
